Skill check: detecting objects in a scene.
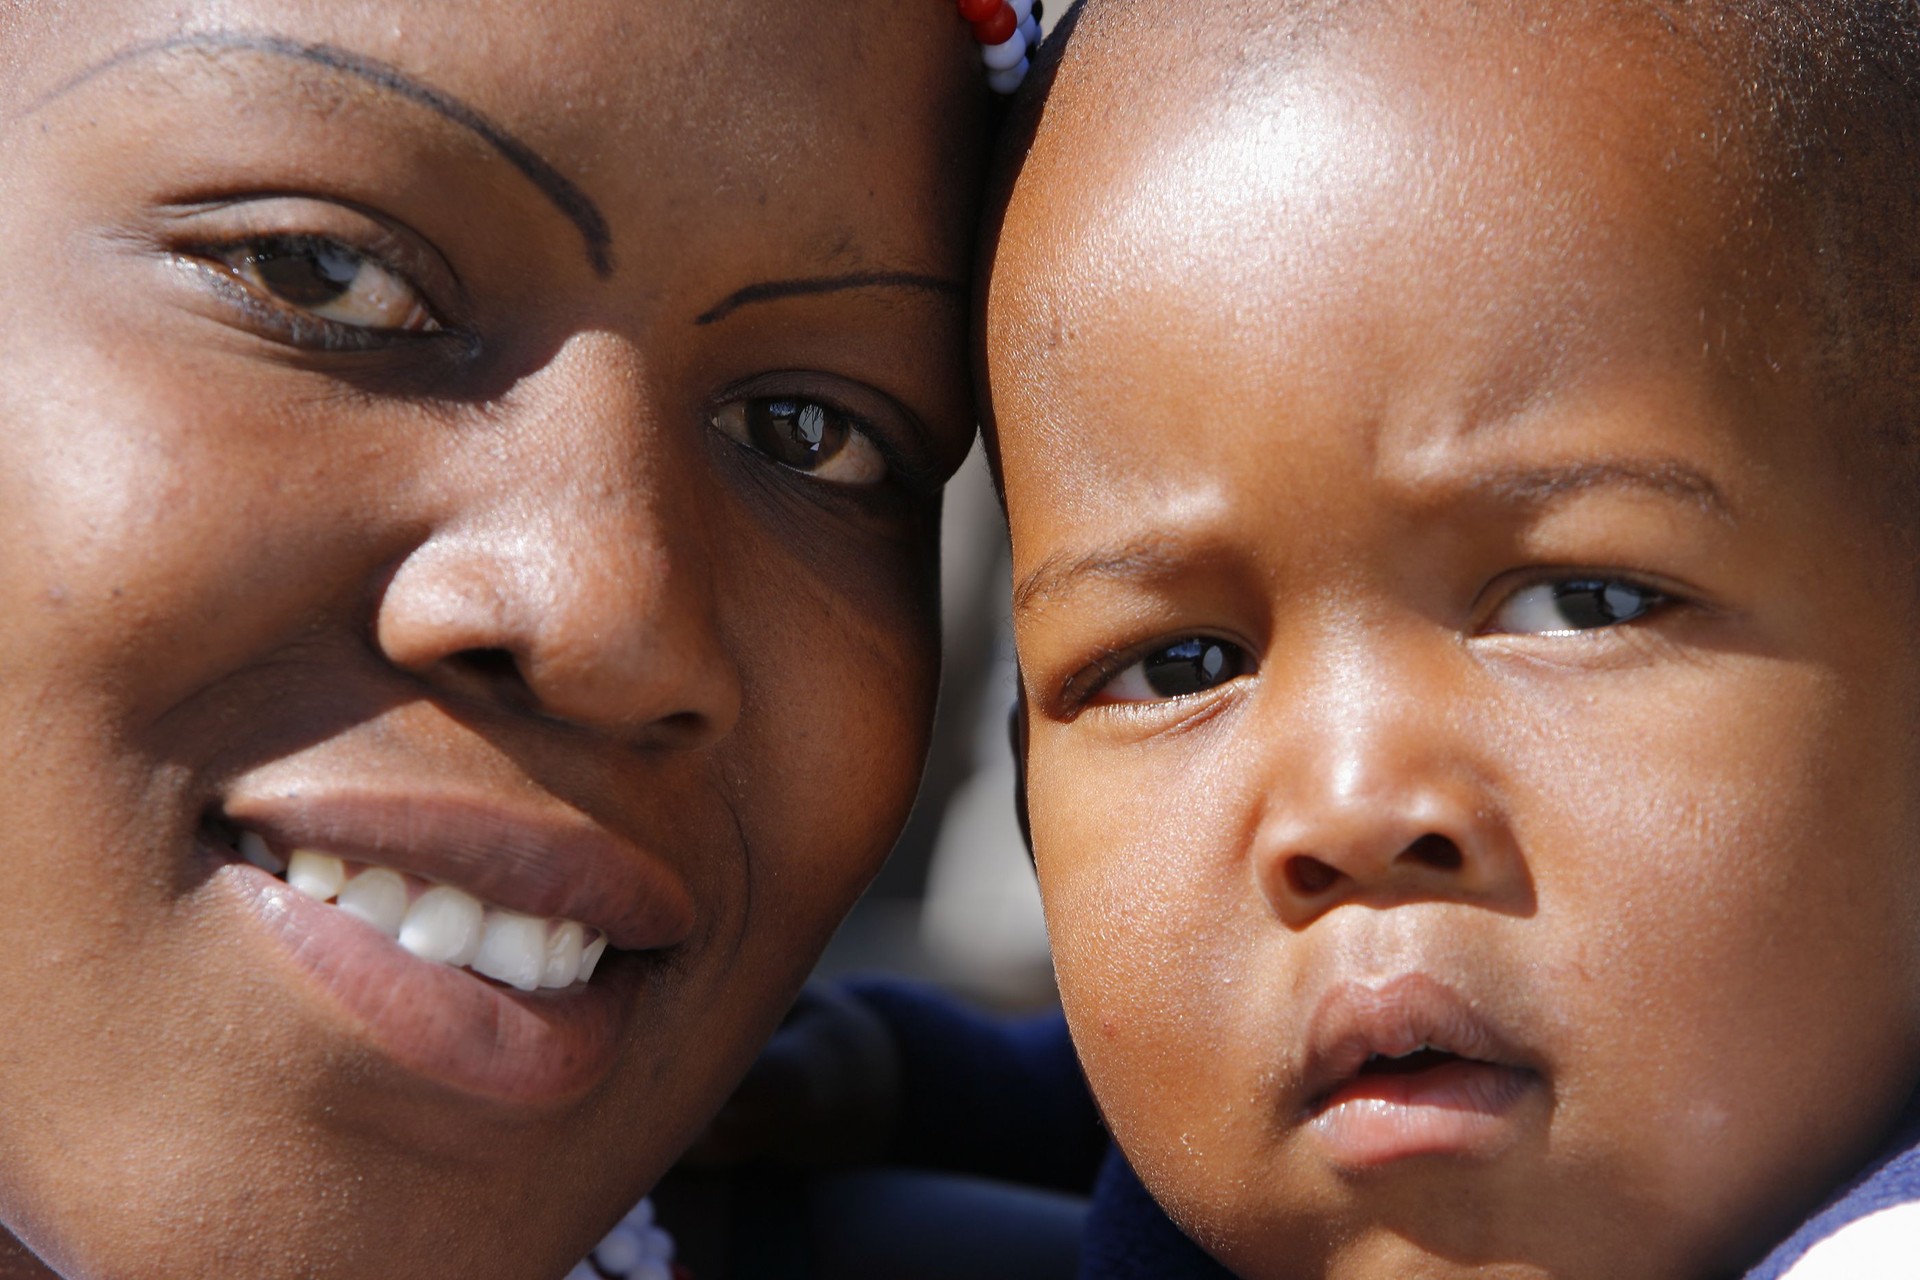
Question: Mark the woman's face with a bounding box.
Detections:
[0,2,986,1275]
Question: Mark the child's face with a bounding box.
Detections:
[991,12,1920,1279]
[0,2,984,1275]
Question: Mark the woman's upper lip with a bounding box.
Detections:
[219,790,695,952]
[1297,973,1538,1112]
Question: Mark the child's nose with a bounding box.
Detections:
[373,337,742,748]
[1248,680,1531,928]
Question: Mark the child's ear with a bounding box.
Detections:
[1008,677,1034,862]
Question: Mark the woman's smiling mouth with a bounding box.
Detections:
[222,830,611,991]
[207,789,696,1106]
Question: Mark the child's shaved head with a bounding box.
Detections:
[986,2,1920,1277]
[997,0,1920,502]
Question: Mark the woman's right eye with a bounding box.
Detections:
[710,396,889,486]
[1094,636,1253,704]
[199,235,440,336]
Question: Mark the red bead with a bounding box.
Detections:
[971,2,1017,45]
[956,0,1000,21]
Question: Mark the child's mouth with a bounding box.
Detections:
[1299,976,1544,1170]
[206,818,609,992]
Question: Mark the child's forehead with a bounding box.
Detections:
[1007,3,1759,284]
[984,3,1869,572]
[989,3,1792,453]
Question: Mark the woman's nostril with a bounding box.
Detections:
[1286,855,1342,896]
[450,647,523,685]
[1403,833,1465,872]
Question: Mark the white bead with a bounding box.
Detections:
[987,57,1029,94]
[621,1196,656,1229]
[1019,15,1041,47]
[594,1224,646,1275]
[981,28,1027,70]
[1008,0,1034,21]
[641,1225,675,1262]
[629,1264,671,1280]
[563,1266,601,1280]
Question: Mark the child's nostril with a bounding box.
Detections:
[1403,833,1465,872]
[1286,855,1342,896]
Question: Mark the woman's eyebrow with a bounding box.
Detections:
[696,272,965,325]
[37,31,613,278]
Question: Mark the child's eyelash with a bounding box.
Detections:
[1061,645,1134,711]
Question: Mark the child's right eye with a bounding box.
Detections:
[1094,636,1253,704]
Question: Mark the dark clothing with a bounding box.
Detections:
[849,980,1229,1278]
[1081,1149,1234,1279]
[849,980,1108,1194]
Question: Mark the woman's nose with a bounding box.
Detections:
[1249,660,1530,928]
[373,338,743,749]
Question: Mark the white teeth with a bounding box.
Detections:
[259,833,606,988]
[578,933,608,983]
[473,911,548,992]
[335,867,408,937]
[542,920,585,989]
[399,885,484,966]
[286,849,346,901]
[239,830,287,874]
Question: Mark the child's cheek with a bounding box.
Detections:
[1028,724,1269,1202]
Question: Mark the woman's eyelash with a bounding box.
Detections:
[711,396,896,488]
[180,233,446,352]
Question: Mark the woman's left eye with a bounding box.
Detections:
[210,235,439,334]
[1487,577,1667,635]
[710,397,888,486]
[1095,636,1253,704]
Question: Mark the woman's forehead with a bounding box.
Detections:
[8,0,992,318]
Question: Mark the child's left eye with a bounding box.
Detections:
[1487,578,1667,635]
[204,235,440,335]
[1095,636,1253,704]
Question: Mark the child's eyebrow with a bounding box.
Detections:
[33,31,614,279]
[1013,535,1189,617]
[1470,459,1733,523]
[1011,459,1732,616]
[695,273,966,326]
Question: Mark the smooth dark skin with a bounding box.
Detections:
[988,4,1920,1278]
[0,1,989,1276]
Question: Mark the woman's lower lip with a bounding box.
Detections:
[225,864,631,1106]
[1306,1060,1539,1169]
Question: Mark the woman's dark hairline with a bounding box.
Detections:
[34,30,616,278]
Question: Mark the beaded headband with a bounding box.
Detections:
[955,0,1044,94]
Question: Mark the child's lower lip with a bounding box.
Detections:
[225,865,632,1107]
[1306,1059,1539,1169]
